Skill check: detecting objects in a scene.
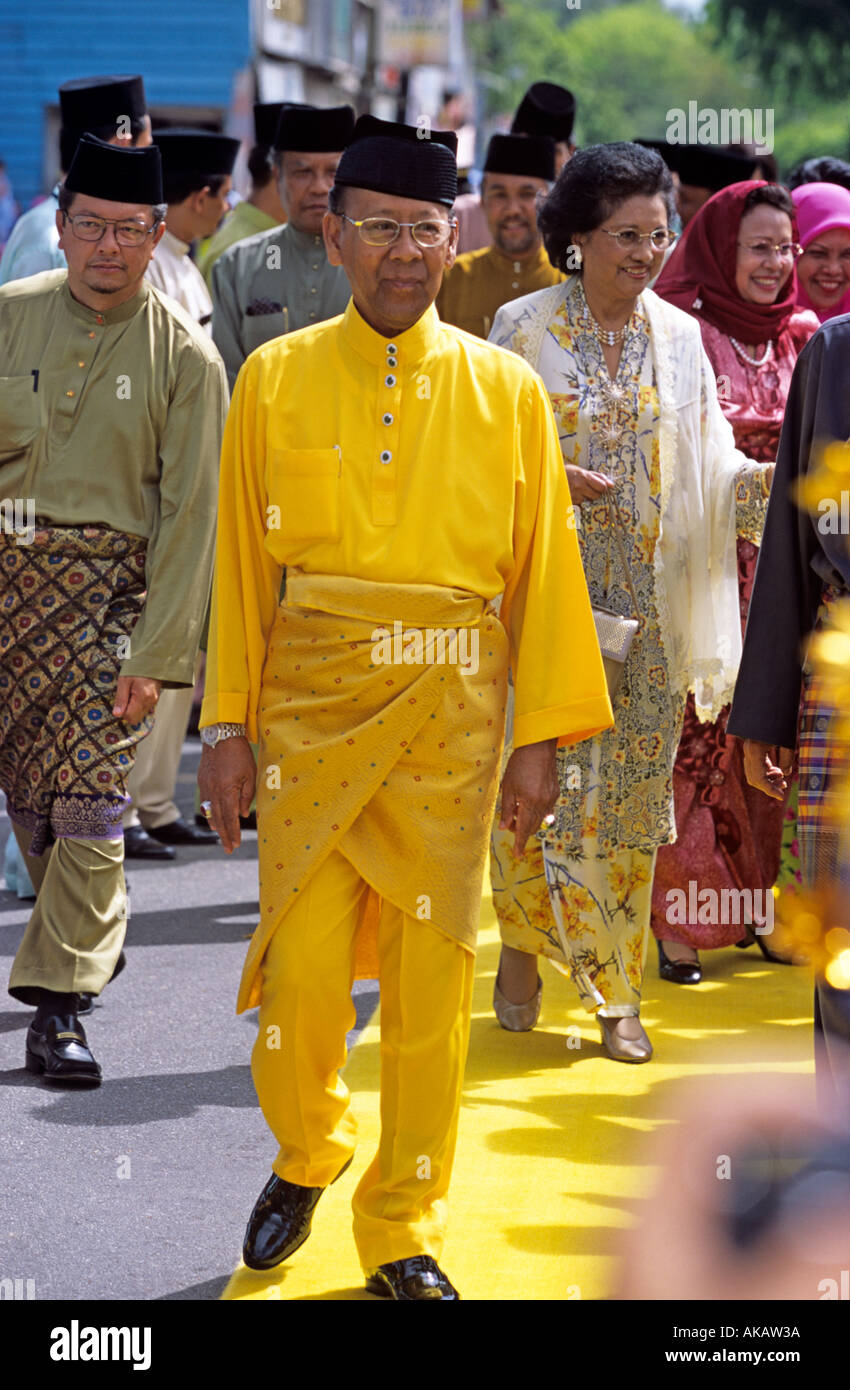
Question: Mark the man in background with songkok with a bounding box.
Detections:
[437,132,563,338]
[198,103,287,284]
[0,136,226,1085]
[116,128,239,862]
[0,74,151,285]
[455,81,577,255]
[210,104,354,388]
[199,115,612,1300]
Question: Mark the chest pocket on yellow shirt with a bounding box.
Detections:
[268,447,342,542]
[0,375,43,466]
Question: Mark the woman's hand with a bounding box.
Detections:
[565,464,617,503]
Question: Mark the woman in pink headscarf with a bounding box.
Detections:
[793,182,850,323]
[651,181,819,983]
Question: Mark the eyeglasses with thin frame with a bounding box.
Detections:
[337,212,456,248]
[62,212,160,247]
[600,227,678,251]
[737,239,803,260]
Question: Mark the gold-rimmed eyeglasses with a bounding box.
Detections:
[62,213,160,246]
[737,240,803,260]
[338,213,455,248]
[600,227,678,251]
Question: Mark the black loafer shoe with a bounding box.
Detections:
[25,1012,102,1086]
[365,1256,459,1301]
[147,815,218,846]
[124,825,176,860]
[658,940,702,985]
[242,1157,353,1271]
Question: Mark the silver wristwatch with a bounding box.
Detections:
[200,722,247,748]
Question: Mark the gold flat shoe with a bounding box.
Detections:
[598,1014,653,1063]
[493,974,542,1032]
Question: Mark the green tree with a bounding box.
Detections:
[706,0,850,98]
[469,0,758,145]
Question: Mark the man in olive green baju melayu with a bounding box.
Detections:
[0,135,226,1086]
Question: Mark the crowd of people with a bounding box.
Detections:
[3,68,850,1300]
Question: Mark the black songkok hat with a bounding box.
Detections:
[64,133,163,205]
[511,82,576,144]
[253,103,284,148]
[483,133,555,183]
[634,138,682,175]
[334,115,458,207]
[59,74,147,129]
[274,104,355,153]
[153,129,240,176]
[675,144,758,190]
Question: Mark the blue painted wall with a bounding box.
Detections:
[0,0,253,207]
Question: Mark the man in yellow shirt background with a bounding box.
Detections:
[198,115,611,1300]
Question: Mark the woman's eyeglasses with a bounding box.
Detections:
[600,228,678,251]
[737,240,804,260]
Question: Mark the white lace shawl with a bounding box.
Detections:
[490,276,764,721]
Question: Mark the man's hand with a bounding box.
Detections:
[499,738,559,855]
[742,739,794,799]
[565,464,616,503]
[112,676,161,724]
[198,738,257,854]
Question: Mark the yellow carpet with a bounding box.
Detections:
[221,889,814,1301]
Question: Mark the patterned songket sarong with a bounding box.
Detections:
[0,524,152,853]
[239,570,509,1012]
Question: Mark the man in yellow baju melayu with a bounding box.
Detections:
[198,115,613,1301]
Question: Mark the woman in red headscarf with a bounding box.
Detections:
[651,181,819,982]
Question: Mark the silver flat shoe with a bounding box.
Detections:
[598,1014,653,1063]
[493,974,542,1032]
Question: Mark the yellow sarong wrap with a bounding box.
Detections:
[237,570,509,1012]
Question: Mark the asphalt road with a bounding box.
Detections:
[0,737,379,1301]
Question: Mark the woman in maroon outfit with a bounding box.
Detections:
[651,181,818,981]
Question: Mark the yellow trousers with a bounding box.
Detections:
[252,847,475,1271]
[8,822,126,1004]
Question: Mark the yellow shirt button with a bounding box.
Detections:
[77,361,85,368]
[65,390,75,398]
[88,331,96,339]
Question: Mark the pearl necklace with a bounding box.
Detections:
[729,336,773,368]
[582,301,630,346]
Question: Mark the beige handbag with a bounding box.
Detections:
[591,489,642,697]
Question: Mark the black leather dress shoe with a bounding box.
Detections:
[78,949,127,1015]
[25,1012,101,1086]
[365,1256,459,1301]
[147,815,218,846]
[242,1157,353,1271]
[124,825,176,860]
[658,940,702,985]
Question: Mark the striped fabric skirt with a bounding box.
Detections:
[0,524,151,854]
[798,586,850,886]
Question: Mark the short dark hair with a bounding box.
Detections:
[247,143,275,190]
[57,181,166,224]
[740,183,795,220]
[164,171,230,206]
[787,155,850,192]
[328,184,346,216]
[538,141,676,274]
